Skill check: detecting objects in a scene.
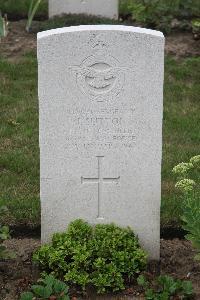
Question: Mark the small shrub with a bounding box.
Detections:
[137,274,194,299]
[120,0,200,33]
[33,219,147,294]
[20,274,70,300]
[173,155,200,260]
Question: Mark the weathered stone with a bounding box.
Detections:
[38,25,164,260]
[49,0,119,19]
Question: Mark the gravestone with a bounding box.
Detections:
[38,25,164,260]
[49,0,118,19]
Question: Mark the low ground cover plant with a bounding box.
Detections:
[137,274,193,299]
[33,219,147,293]
[173,155,200,260]
[20,274,70,300]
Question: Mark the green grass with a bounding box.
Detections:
[0,53,199,227]
[0,0,48,19]
[0,52,40,226]
[162,56,200,226]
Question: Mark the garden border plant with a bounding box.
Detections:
[20,274,70,300]
[33,219,147,294]
[173,155,200,261]
[137,274,194,299]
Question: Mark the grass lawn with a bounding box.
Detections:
[0,52,199,227]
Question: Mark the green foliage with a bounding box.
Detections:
[0,0,47,19]
[0,54,40,226]
[0,11,8,38]
[20,274,70,300]
[173,155,200,260]
[33,220,147,294]
[137,274,194,299]
[26,0,42,32]
[192,18,200,39]
[120,0,200,33]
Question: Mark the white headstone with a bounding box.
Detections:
[38,25,164,260]
[49,0,118,19]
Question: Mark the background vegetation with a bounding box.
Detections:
[0,0,199,33]
[0,0,48,19]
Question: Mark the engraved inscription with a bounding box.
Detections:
[63,106,137,150]
[81,156,120,219]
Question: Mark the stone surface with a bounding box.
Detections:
[49,0,118,19]
[38,25,164,260]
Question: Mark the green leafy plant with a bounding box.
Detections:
[119,0,200,33]
[33,219,147,294]
[20,274,70,300]
[137,274,194,299]
[126,0,179,33]
[0,11,8,38]
[26,0,42,32]
[192,19,200,39]
[173,155,200,260]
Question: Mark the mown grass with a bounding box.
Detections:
[162,56,200,226]
[0,53,199,227]
[0,52,40,225]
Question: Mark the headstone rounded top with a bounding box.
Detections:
[37,25,164,40]
[38,20,165,260]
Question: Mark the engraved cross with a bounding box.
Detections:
[81,156,120,219]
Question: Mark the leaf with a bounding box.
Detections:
[137,274,149,288]
[181,280,194,295]
[32,285,52,298]
[58,295,70,300]
[20,291,34,300]
[53,279,68,294]
[145,288,155,300]
[42,274,55,288]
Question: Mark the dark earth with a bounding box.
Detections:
[1,238,200,300]
[0,19,200,300]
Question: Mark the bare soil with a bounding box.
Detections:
[0,238,200,300]
[0,20,200,62]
